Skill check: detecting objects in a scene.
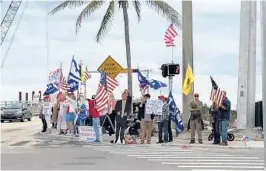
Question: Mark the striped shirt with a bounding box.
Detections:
[156,103,169,122]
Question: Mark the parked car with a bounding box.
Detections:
[1,103,32,122]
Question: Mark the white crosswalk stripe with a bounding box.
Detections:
[87,144,264,171]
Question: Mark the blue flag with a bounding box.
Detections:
[167,92,184,133]
[67,57,81,91]
[148,79,167,90]
[137,69,167,90]
[43,83,58,96]
[137,69,149,89]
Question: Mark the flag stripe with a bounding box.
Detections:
[140,85,149,96]
[164,24,178,47]
[83,70,91,82]
[209,78,226,106]
[95,72,119,113]
[60,72,70,91]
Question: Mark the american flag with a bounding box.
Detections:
[164,24,178,47]
[140,85,149,96]
[95,71,119,112]
[83,67,91,83]
[137,69,149,96]
[60,74,70,91]
[210,76,226,106]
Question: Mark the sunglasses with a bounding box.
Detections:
[194,95,199,97]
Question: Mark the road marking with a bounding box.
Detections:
[179,165,264,169]
[148,159,264,162]
[192,170,264,171]
[111,151,194,154]
[161,162,264,165]
[137,156,259,159]
[88,143,263,170]
[128,154,240,157]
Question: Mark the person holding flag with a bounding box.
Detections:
[156,95,170,143]
[57,94,68,135]
[167,92,184,137]
[65,92,77,135]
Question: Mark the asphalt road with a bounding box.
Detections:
[1,118,265,170]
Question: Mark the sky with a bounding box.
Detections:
[0,0,263,110]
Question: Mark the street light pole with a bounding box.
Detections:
[182,0,194,128]
[260,0,266,169]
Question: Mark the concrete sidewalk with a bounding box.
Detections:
[36,128,264,149]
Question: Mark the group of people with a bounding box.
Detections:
[112,92,173,144]
[39,88,231,146]
[188,92,231,146]
[39,92,102,143]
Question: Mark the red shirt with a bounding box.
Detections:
[89,100,99,118]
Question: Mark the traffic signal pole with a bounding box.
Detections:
[260,0,266,169]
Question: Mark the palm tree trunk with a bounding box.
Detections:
[122,2,133,97]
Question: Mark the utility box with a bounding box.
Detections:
[255,101,263,127]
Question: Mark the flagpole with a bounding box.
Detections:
[171,46,174,63]
[78,60,83,100]
[67,56,74,82]
[84,66,87,98]
[169,46,175,94]
[59,62,62,92]
[46,1,50,80]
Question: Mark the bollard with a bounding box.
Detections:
[19,91,22,102]
[25,92,28,102]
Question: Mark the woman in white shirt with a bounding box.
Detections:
[65,93,77,135]
[57,95,68,135]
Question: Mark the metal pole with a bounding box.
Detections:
[46,1,49,79]
[237,1,257,129]
[146,69,150,94]
[182,0,194,128]
[169,76,173,93]
[260,0,266,169]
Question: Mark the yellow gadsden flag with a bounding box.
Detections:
[80,65,85,82]
[182,64,194,96]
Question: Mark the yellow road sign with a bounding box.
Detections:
[97,56,123,79]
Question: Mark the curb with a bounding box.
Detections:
[165,143,263,149]
[34,132,264,149]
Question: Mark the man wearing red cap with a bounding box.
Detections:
[189,93,203,144]
[41,95,53,133]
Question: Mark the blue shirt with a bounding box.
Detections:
[217,98,231,121]
[79,104,87,120]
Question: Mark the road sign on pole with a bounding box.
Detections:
[97,56,123,79]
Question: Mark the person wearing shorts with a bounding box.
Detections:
[65,92,77,135]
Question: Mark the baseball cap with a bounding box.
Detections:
[158,95,166,100]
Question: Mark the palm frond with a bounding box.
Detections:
[146,0,182,29]
[49,1,86,15]
[95,1,115,43]
[76,1,105,33]
[132,0,141,22]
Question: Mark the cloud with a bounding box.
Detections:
[0,1,262,111]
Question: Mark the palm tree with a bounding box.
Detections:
[50,0,181,96]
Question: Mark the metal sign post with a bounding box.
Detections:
[260,1,266,170]
[169,76,173,93]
